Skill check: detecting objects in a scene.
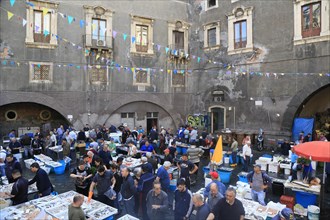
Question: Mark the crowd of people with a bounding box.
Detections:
[0,124,329,220]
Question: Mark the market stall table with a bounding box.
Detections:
[0,182,38,199]
[0,190,117,220]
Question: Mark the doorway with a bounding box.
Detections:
[146,112,159,135]
[209,106,226,133]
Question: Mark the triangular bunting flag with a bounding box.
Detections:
[7,11,14,20]
[79,20,85,28]
[68,16,74,24]
[92,24,96,31]
[113,31,117,38]
[10,0,15,7]
[117,67,121,72]
[59,12,65,18]
[157,45,161,51]
[197,57,201,63]
[96,54,100,60]
[43,30,50,36]
[131,68,135,73]
[22,19,27,27]
[26,2,34,7]
[43,8,49,16]
[167,70,171,74]
[123,34,127,41]
[132,36,136,43]
[165,47,169,53]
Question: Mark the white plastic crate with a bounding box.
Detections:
[41,166,51,175]
[259,157,272,163]
[24,159,35,169]
[280,163,291,169]
[268,163,279,173]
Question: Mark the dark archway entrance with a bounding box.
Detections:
[0,102,69,138]
[293,84,330,139]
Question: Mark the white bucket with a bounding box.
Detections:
[224,157,230,164]
[307,205,320,220]
[284,168,291,175]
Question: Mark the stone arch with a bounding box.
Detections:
[104,98,181,129]
[281,81,330,131]
[0,91,71,121]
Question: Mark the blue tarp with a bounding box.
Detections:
[292,118,314,141]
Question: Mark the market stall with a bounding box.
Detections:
[0,190,117,220]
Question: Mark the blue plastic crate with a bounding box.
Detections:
[217,170,231,184]
[295,191,317,208]
[103,216,114,220]
[262,154,273,159]
[238,175,248,183]
[54,160,66,175]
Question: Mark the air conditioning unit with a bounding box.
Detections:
[97,40,106,47]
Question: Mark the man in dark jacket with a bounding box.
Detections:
[173,178,193,220]
[31,135,42,155]
[98,145,112,167]
[8,138,21,154]
[121,167,137,217]
[5,154,22,183]
[5,169,28,205]
[146,181,168,220]
[137,164,155,220]
[29,162,53,197]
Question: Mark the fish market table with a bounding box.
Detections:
[0,182,38,200]
[0,190,117,220]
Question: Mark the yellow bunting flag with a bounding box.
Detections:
[92,24,96,31]
[43,8,49,16]
[211,135,223,163]
[7,11,14,20]
[131,68,135,73]
[96,54,100,60]
[167,70,171,74]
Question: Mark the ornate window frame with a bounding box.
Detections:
[227,6,254,55]
[133,68,151,86]
[130,15,154,55]
[25,0,58,49]
[204,21,221,50]
[293,0,330,45]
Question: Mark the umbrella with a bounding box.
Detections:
[294,141,330,162]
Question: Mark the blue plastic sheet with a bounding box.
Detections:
[292,118,314,141]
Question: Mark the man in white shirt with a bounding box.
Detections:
[242,141,252,172]
[189,127,198,144]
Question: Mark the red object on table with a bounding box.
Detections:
[280,195,295,210]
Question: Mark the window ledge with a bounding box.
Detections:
[133,83,150,86]
[130,51,154,57]
[205,6,218,12]
[29,80,53,84]
[172,85,185,88]
[26,42,57,49]
[293,34,330,45]
[227,47,254,55]
[204,46,220,51]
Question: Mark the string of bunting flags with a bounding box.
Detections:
[1,1,329,77]
[1,58,329,78]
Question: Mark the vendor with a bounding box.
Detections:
[5,169,28,205]
[29,162,53,197]
[272,207,295,220]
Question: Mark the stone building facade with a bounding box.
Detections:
[0,0,329,141]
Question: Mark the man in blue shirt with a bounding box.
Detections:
[29,162,53,197]
[192,193,210,220]
[140,141,155,154]
[156,161,171,192]
[178,153,198,189]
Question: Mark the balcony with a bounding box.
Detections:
[83,35,113,49]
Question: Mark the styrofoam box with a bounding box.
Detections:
[259,157,272,163]
[255,160,268,171]
[280,163,291,169]
[268,163,279,173]
[24,159,35,169]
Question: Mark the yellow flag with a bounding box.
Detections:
[43,8,48,16]
[7,11,14,20]
[131,68,135,73]
[212,135,223,163]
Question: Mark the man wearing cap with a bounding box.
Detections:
[204,171,226,198]
[178,153,198,189]
[247,164,272,206]
[272,208,295,220]
[163,148,173,164]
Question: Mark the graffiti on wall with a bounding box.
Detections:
[0,40,14,59]
[187,114,208,129]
